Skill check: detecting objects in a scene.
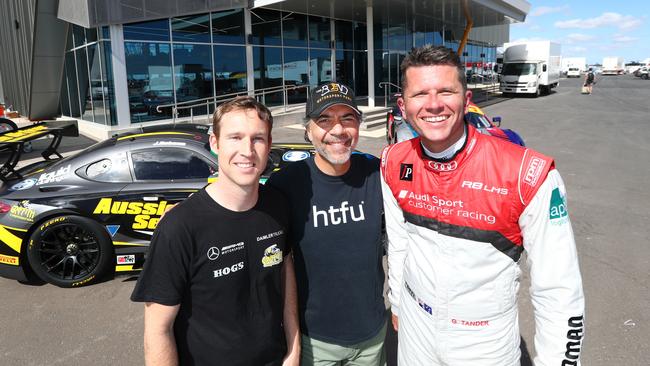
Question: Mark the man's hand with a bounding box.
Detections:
[392,314,399,332]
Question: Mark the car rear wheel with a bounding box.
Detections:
[27,215,114,288]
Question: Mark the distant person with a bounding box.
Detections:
[267,82,387,366]
[131,97,300,366]
[584,68,595,94]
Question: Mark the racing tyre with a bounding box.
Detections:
[27,215,114,288]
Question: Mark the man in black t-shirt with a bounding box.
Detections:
[131,97,300,366]
[267,83,386,365]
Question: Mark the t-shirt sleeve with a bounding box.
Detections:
[130,215,192,305]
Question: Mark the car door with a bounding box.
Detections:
[115,144,217,242]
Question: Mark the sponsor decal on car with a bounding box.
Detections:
[35,165,72,185]
[153,141,186,147]
[261,244,283,268]
[116,255,135,264]
[9,178,37,191]
[93,198,170,230]
[0,254,19,265]
[9,201,36,222]
[282,150,310,162]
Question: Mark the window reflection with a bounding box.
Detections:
[309,16,330,49]
[173,44,213,115]
[335,20,353,50]
[284,48,308,104]
[253,46,283,106]
[77,47,94,123]
[335,50,354,88]
[309,49,332,86]
[125,42,173,123]
[64,51,81,117]
[172,13,211,43]
[251,9,282,46]
[212,9,245,44]
[283,12,308,48]
[214,45,247,96]
[124,19,170,41]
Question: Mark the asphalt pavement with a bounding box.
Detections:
[1,74,649,365]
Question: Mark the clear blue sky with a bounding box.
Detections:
[509,1,650,65]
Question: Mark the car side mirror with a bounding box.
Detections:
[543,64,547,72]
[492,116,502,127]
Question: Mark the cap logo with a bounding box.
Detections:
[316,83,349,98]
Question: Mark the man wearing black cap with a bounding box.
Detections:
[267,82,386,365]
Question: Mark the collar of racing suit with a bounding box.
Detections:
[418,123,479,174]
[421,124,467,160]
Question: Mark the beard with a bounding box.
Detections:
[313,139,354,165]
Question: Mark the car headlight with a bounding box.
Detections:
[527,82,536,87]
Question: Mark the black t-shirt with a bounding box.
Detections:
[266,153,385,345]
[131,186,291,366]
[586,72,594,83]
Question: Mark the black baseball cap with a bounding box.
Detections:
[305,82,362,119]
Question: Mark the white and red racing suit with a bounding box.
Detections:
[381,125,585,366]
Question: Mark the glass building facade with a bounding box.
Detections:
[61,25,116,125]
[59,6,499,127]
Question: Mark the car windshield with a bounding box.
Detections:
[502,63,537,76]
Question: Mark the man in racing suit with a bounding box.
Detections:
[382,45,585,365]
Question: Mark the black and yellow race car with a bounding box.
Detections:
[0,122,314,287]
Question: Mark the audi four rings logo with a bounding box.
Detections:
[428,161,458,171]
[207,247,220,260]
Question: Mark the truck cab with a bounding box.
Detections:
[499,41,561,97]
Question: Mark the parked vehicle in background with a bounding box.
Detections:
[562,57,587,75]
[638,67,649,80]
[567,67,581,78]
[602,57,625,75]
[500,41,561,97]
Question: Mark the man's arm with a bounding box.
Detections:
[281,255,300,365]
[144,302,180,366]
[519,169,585,366]
[381,167,409,331]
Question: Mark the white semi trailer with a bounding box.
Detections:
[602,57,624,75]
[500,41,561,97]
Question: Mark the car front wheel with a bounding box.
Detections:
[27,215,114,288]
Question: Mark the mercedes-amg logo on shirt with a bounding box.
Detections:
[207,246,220,261]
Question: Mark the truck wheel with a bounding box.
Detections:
[534,87,541,98]
[27,215,114,288]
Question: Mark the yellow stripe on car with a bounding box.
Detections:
[112,241,147,246]
[0,224,27,253]
[115,265,141,272]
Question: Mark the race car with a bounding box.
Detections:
[0,122,315,288]
[385,101,525,146]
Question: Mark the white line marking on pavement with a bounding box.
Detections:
[283,124,387,138]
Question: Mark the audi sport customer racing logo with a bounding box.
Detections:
[428,161,457,172]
